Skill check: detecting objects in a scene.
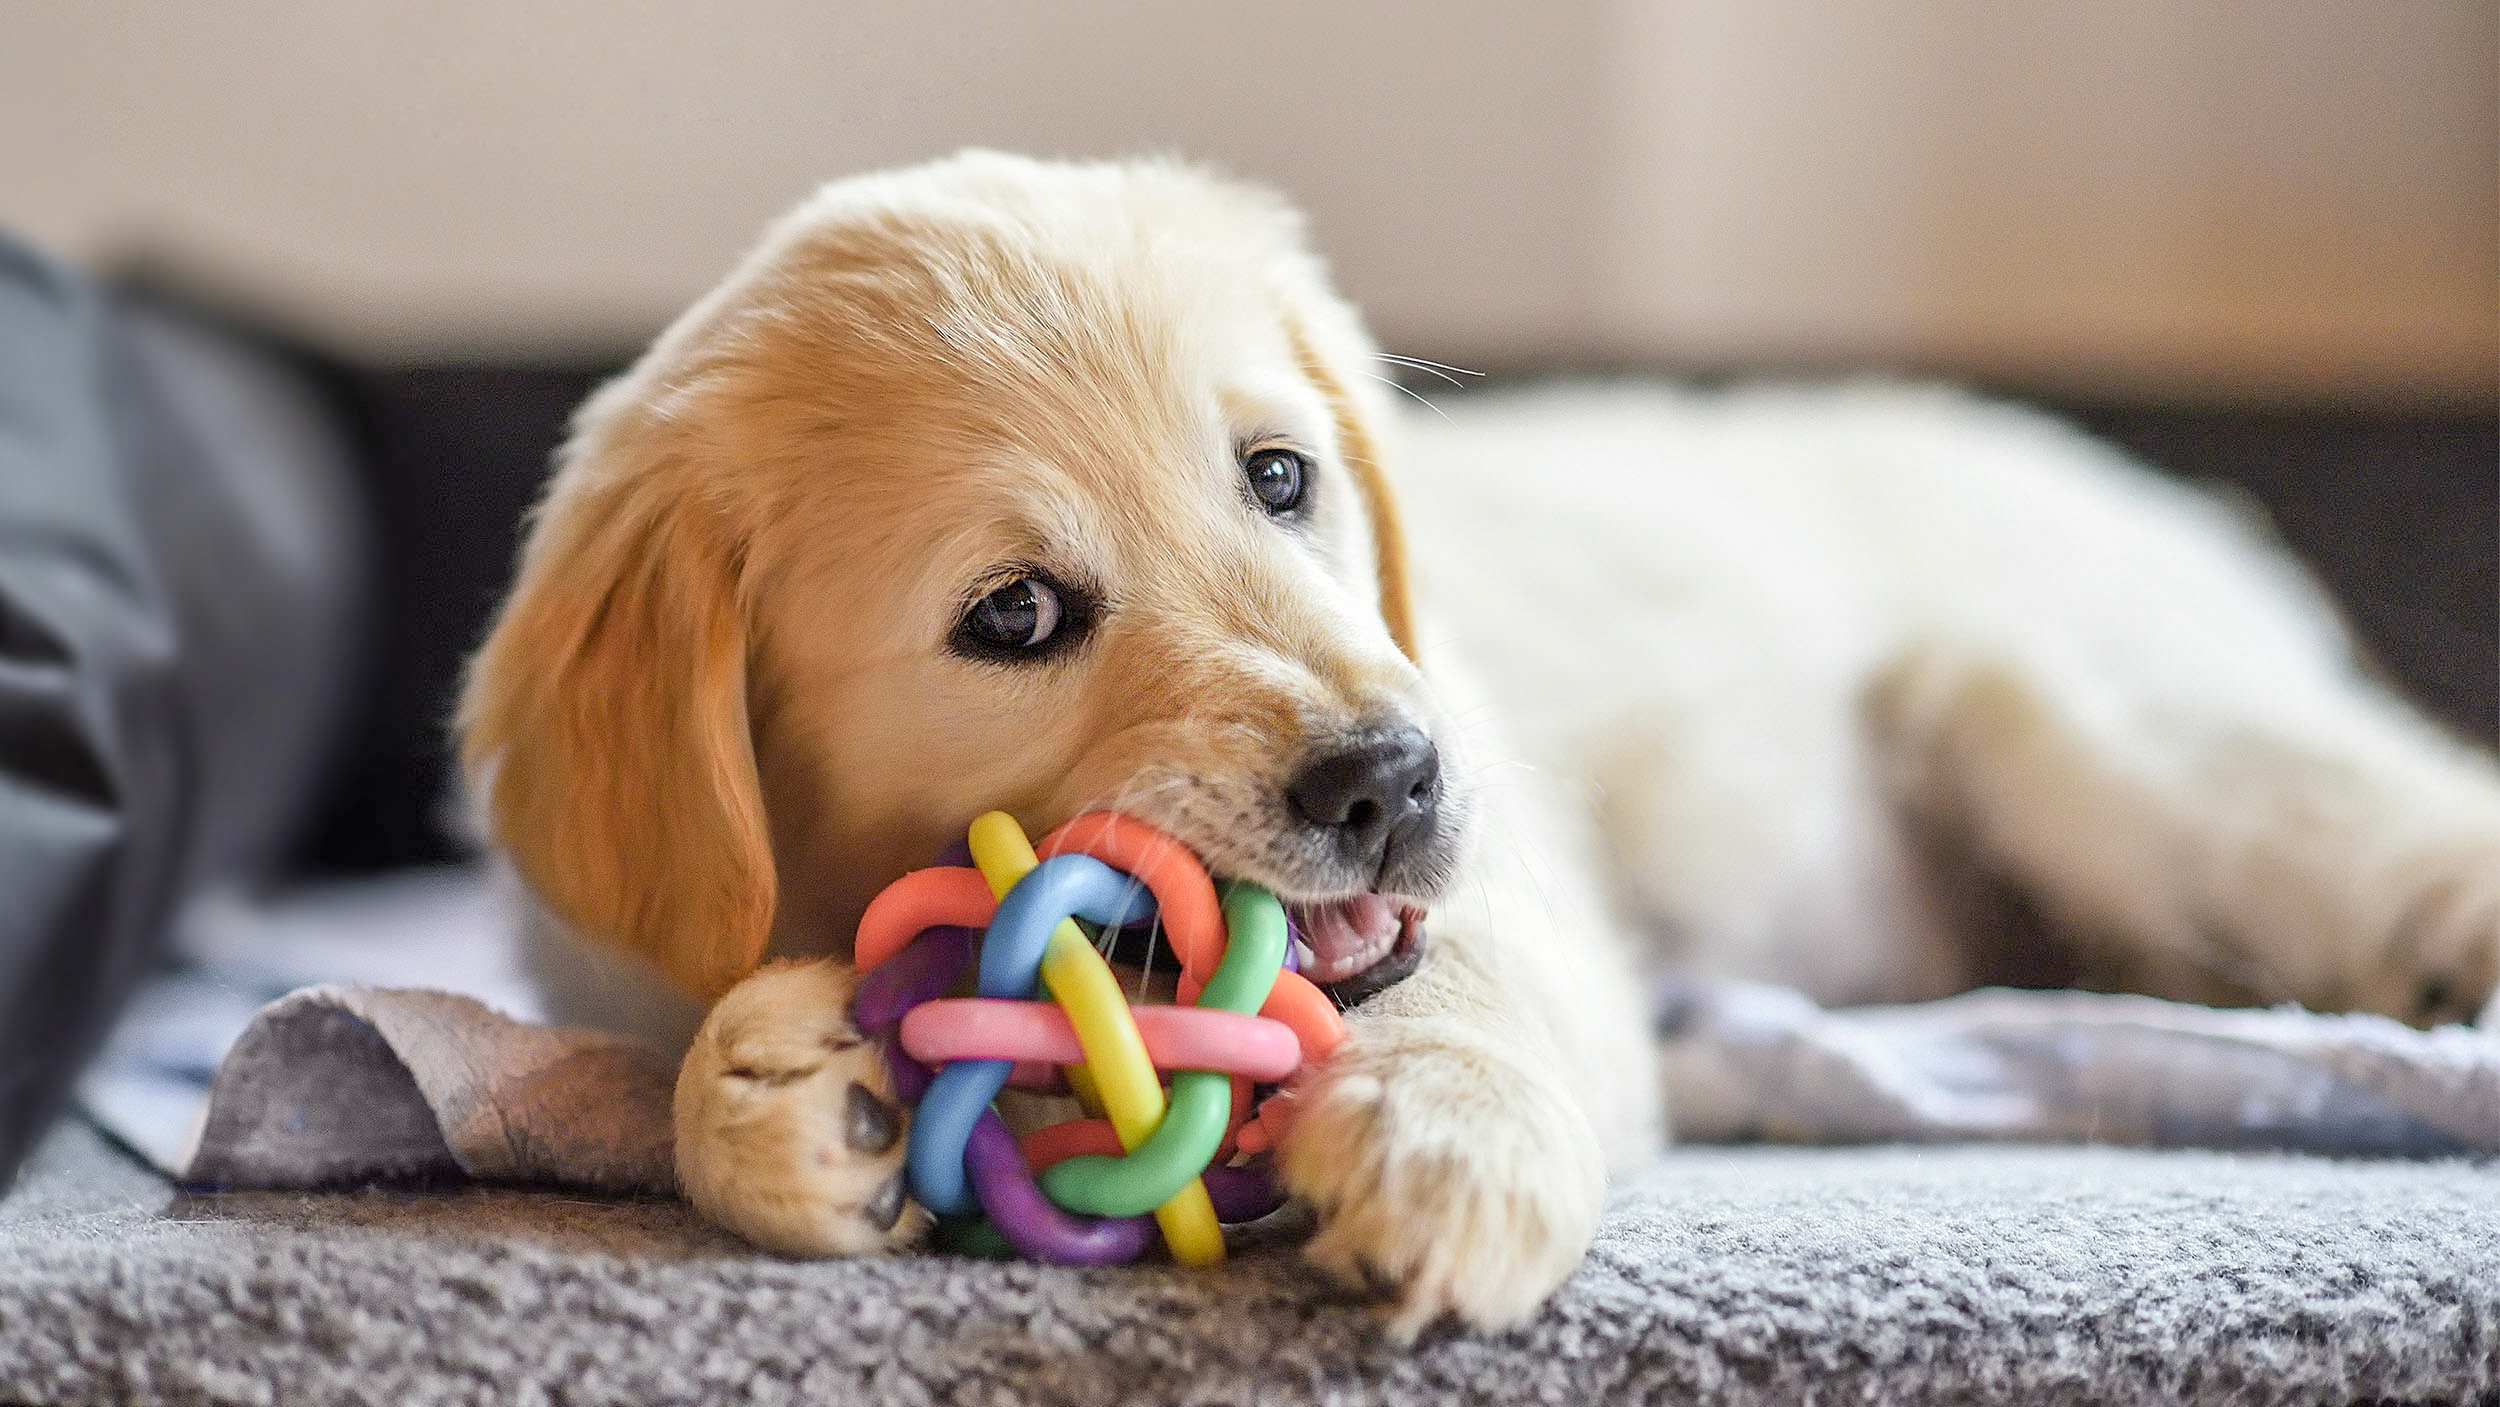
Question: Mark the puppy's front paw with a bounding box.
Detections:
[1280,1024,1607,1339]
[674,960,931,1255]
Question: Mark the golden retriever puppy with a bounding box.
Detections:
[462,151,2500,1335]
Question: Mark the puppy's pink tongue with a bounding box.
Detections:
[1295,893,1400,983]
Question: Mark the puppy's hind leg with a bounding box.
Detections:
[1869,638,2500,1026]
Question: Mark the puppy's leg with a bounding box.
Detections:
[674,960,931,1254]
[1281,752,1662,1337]
[1872,639,2500,1025]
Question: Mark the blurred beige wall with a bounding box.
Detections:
[2,1,2489,405]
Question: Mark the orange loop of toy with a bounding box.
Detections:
[1258,972,1345,1064]
[853,866,999,974]
[1234,1091,1298,1155]
[899,999,1303,1082]
[1037,813,1227,988]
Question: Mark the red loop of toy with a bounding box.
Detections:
[1025,1081,1264,1169]
[1039,812,1346,1064]
[1021,1117,1122,1170]
[899,999,1302,1082]
[1018,1112,1253,1170]
[854,866,998,974]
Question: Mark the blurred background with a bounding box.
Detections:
[2,0,2492,876]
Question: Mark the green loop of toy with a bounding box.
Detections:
[1038,882,1291,1217]
[935,1215,1015,1259]
[1203,882,1293,1013]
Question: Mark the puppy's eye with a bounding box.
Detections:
[1243,448,1310,516]
[962,577,1063,652]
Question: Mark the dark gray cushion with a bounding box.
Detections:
[0,241,362,1186]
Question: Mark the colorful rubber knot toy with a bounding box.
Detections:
[848,810,1345,1266]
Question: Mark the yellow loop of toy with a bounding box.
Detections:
[968,813,1153,1121]
[965,812,1225,1265]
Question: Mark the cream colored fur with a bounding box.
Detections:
[461,152,2500,1338]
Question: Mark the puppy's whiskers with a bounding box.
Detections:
[1378,351,1485,379]
[1077,771,1193,987]
[1354,369,1454,424]
[1374,353,1484,390]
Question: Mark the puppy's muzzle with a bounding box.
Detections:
[1286,723,1442,883]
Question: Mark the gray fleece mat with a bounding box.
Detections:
[6,1118,2496,1406]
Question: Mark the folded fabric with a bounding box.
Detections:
[157,973,2500,1201]
[182,985,677,1195]
[1659,977,2500,1155]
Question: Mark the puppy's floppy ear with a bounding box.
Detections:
[1286,313,1420,665]
[459,422,775,1002]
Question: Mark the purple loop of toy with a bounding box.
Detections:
[884,1034,934,1104]
[965,1109,1156,1263]
[1200,1159,1284,1223]
[855,924,977,1035]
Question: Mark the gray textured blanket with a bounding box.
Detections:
[8,1117,2497,1405]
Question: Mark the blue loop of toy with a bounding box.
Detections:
[978,852,1156,995]
[906,854,1160,1216]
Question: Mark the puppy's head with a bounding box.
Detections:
[460,151,1466,1003]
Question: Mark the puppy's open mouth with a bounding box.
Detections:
[1099,891,1427,1009]
[1288,894,1428,1008]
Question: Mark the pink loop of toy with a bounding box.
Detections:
[854,866,998,975]
[900,999,1302,1083]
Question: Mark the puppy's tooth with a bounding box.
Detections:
[845,1082,901,1155]
[863,1172,907,1232]
[1292,938,1316,969]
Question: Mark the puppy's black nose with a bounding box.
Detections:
[1287,726,1441,871]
